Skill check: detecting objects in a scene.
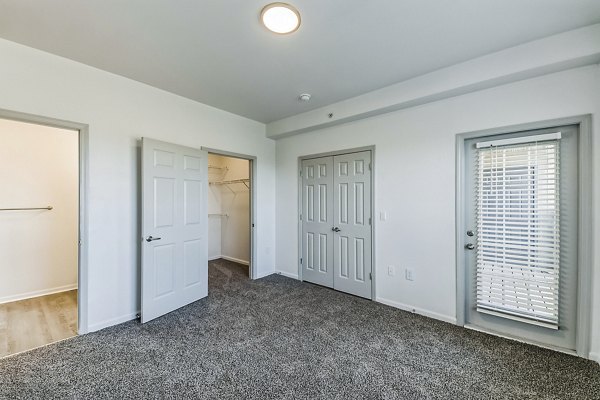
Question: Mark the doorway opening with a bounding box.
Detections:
[0,113,87,358]
[207,153,253,284]
[140,141,256,323]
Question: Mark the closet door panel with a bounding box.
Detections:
[301,156,334,287]
[332,151,372,299]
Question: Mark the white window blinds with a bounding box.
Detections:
[475,135,561,329]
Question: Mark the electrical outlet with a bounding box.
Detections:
[380,211,387,221]
[405,268,414,281]
[387,265,395,276]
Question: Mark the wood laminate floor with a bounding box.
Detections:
[0,290,77,358]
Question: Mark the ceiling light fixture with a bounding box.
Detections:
[261,3,301,34]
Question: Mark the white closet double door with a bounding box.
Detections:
[301,151,372,299]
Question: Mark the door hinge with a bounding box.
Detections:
[299,169,302,177]
[369,162,372,171]
[300,258,303,265]
[300,214,302,221]
[369,272,372,280]
[368,217,371,225]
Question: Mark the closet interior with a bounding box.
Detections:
[208,154,251,277]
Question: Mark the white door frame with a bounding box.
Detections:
[0,108,90,334]
[297,145,376,300]
[455,115,593,358]
[201,147,257,279]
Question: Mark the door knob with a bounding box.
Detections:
[332,227,341,232]
[145,236,162,242]
[466,230,474,237]
[465,243,475,250]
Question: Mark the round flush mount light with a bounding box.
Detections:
[261,3,301,34]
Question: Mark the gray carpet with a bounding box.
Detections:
[1,259,599,399]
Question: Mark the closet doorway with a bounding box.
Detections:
[0,111,88,358]
[206,150,255,283]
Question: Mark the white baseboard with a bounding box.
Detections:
[0,283,78,305]
[211,255,250,266]
[276,270,299,280]
[464,323,580,357]
[255,269,275,279]
[88,311,139,332]
[589,352,600,365]
[376,297,457,325]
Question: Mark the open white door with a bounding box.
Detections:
[141,138,208,323]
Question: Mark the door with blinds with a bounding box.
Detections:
[301,151,373,299]
[463,126,579,350]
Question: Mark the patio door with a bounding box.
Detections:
[462,125,579,350]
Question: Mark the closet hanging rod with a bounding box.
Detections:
[209,178,250,189]
[208,213,229,217]
[209,178,249,185]
[0,206,53,211]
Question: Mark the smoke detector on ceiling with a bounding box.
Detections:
[298,93,311,102]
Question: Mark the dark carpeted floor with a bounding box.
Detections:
[1,259,599,399]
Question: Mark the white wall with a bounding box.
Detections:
[275,66,600,358]
[0,38,277,332]
[207,154,223,260]
[219,157,250,264]
[0,119,78,303]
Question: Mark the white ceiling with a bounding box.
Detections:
[1,1,600,123]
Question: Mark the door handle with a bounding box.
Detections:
[332,227,341,232]
[465,243,475,250]
[145,236,162,242]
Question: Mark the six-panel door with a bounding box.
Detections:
[332,151,372,299]
[301,151,373,299]
[141,138,208,323]
[301,156,334,287]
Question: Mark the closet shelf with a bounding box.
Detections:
[209,178,250,189]
[208,165,228,172]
